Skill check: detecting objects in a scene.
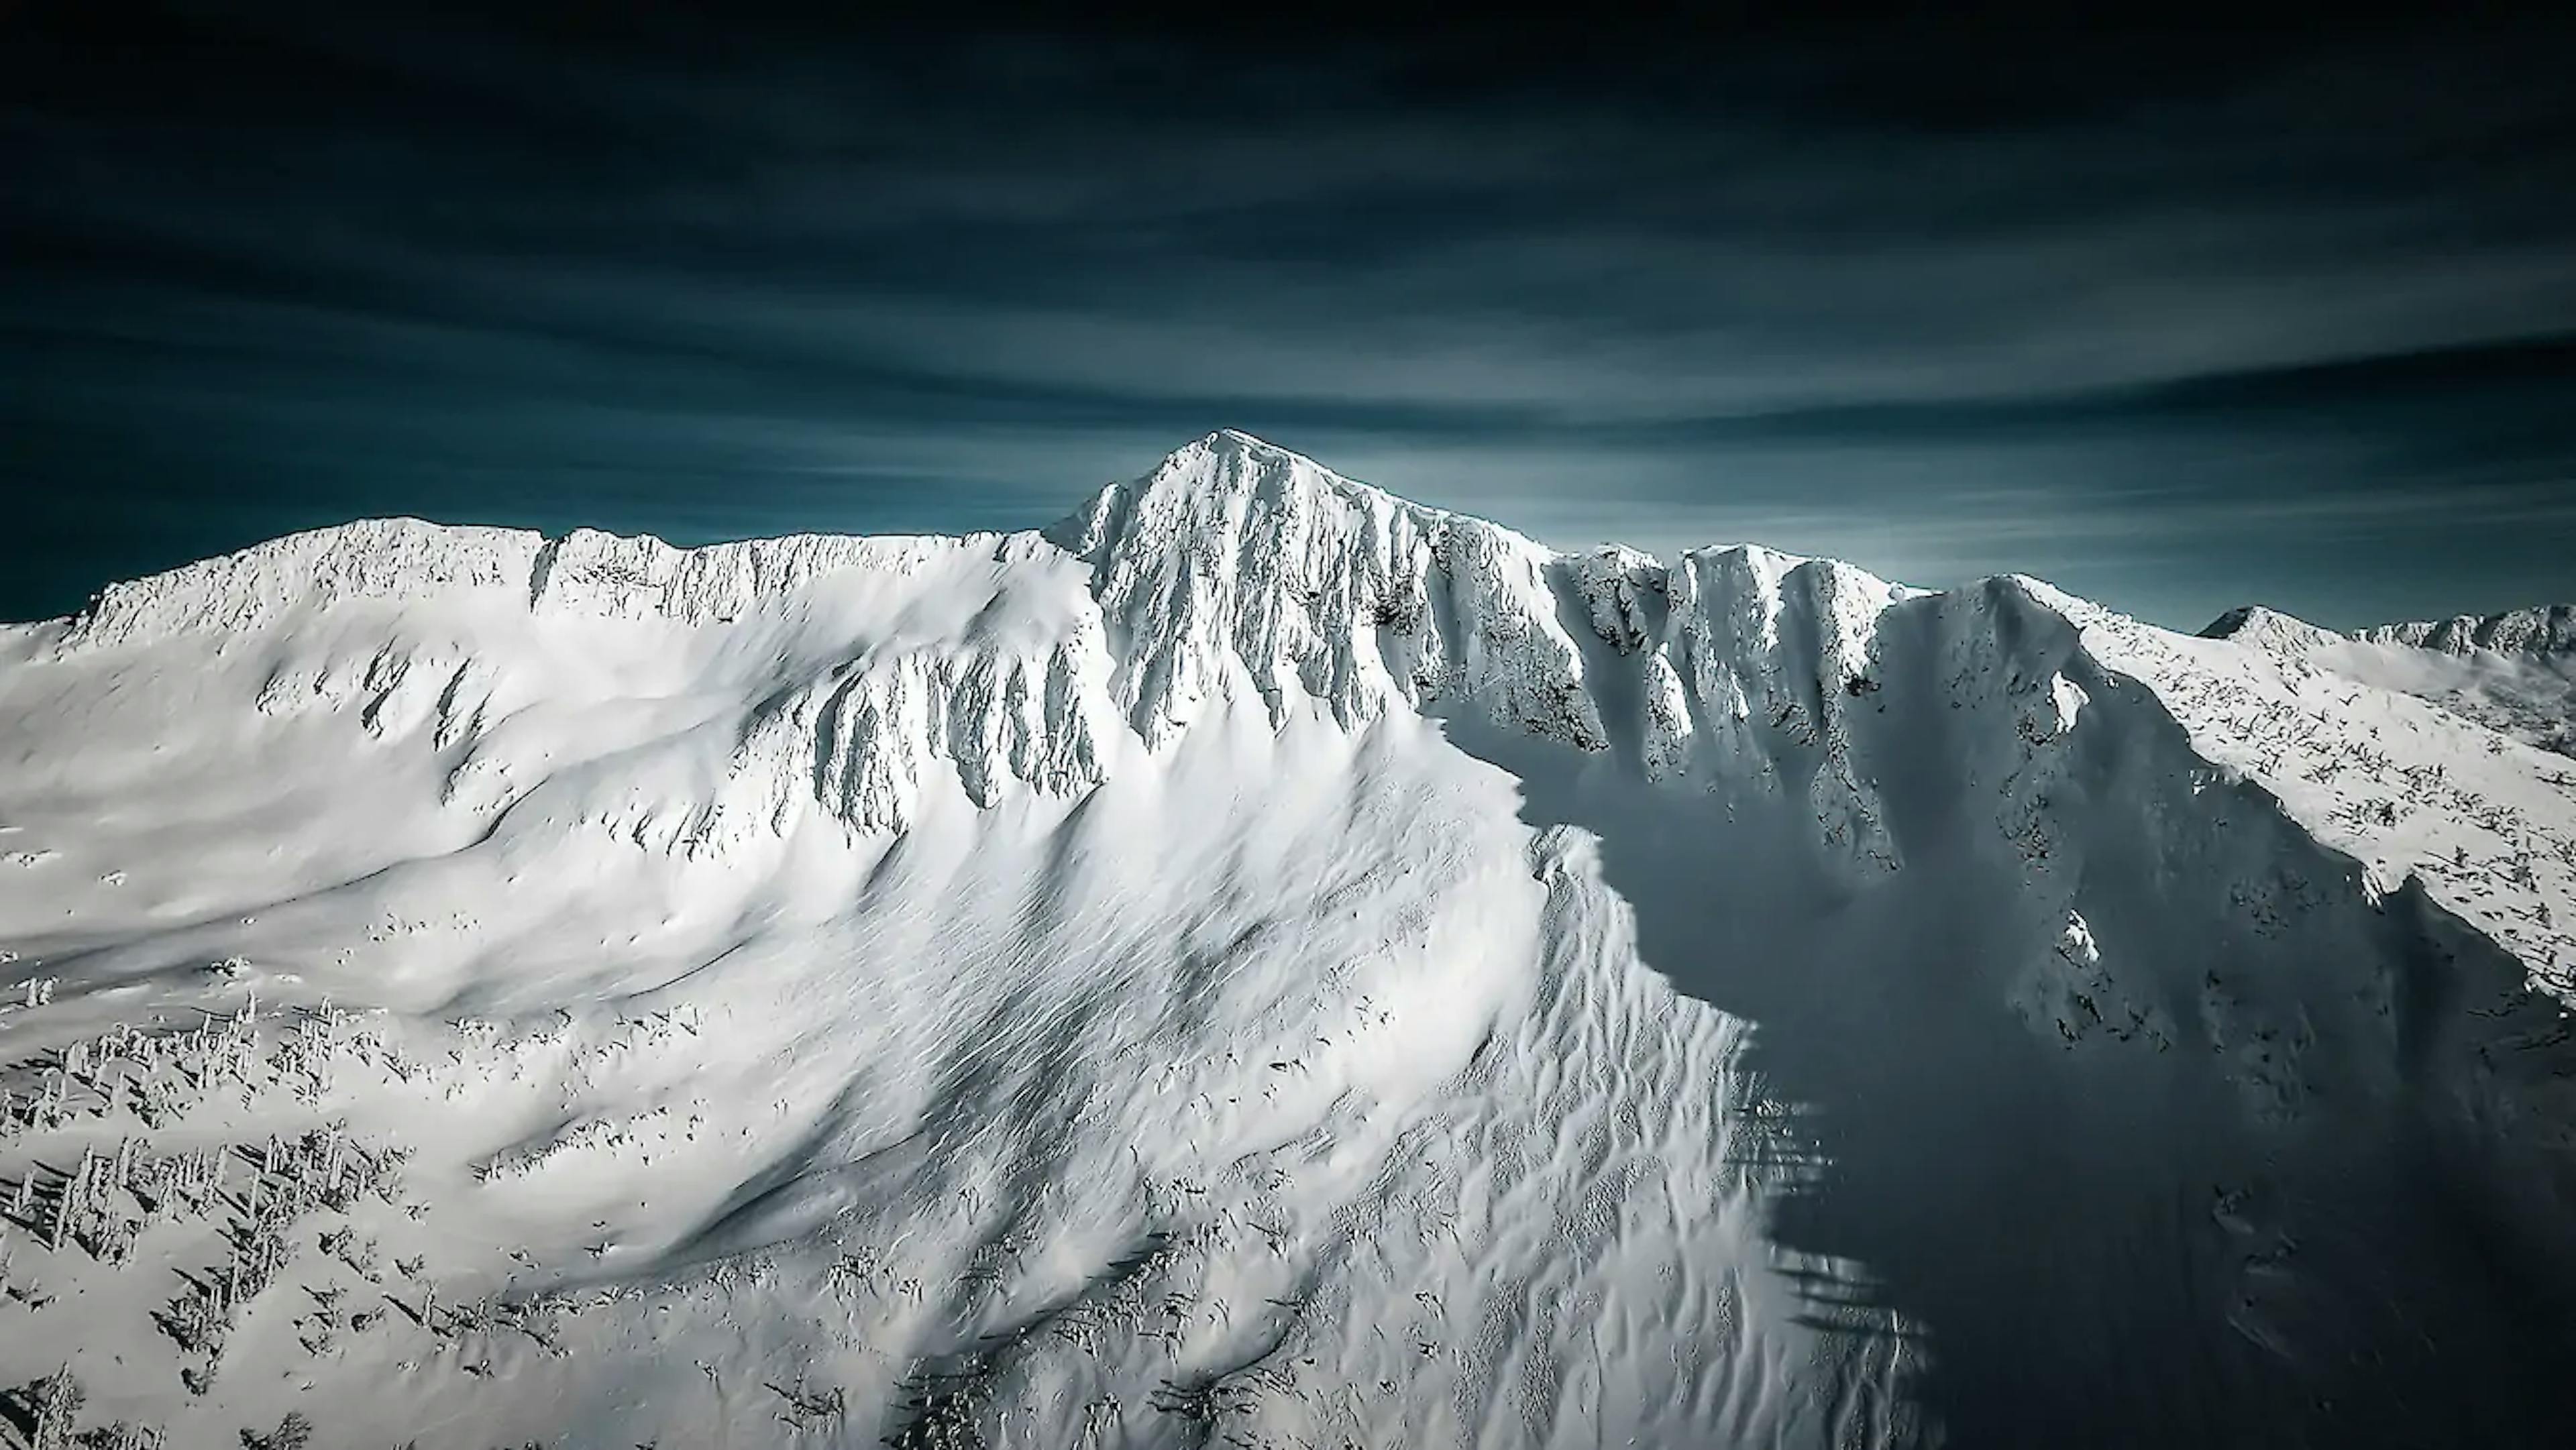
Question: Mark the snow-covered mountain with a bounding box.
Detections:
[3,431,2573,1449]
[2209,601,2576,760]
[2358,604,2576,659]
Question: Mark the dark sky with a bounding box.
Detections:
[5,3,2574,630]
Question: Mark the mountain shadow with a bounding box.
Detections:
[1442,583,2576,1449]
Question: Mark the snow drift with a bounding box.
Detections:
[2,431,2573,1448]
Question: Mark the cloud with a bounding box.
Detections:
[3,7,2573,630]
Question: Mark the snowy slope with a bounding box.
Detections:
[2,431,2573,1449]
[2207,602,2576,761]
[2357,606,2576,759]
[2226,592,2576,769]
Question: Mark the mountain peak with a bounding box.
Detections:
[1055,428,1453,568]
[1140,429,1394,505]
[1141,428,1340,475]
[2198,604,2344,653]
[1205,426,1285,451]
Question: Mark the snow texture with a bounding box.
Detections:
[2,431,2573,1449]
[2209,598,2576,764]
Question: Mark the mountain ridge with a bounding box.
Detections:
[2202,598,2576,763]
[2358,603,2576,657]
[2203,599,2576,658]
[17,430,2576,990]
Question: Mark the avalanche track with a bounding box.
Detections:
[1,431,2572,1449]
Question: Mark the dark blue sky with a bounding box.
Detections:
[5,3,2573,630]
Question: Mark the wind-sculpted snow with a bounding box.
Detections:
[3,432,2573,1448]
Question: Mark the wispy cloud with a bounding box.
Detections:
[4,8,2573,629]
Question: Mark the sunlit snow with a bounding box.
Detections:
[2,432,2571,1447]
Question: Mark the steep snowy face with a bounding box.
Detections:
[1061,429,1610,751]
[4,433,2575,1450]
[1652,543,1915,861]
[2065,588,2576,993]
[1063,431,1917,865]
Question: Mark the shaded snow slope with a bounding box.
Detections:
[2,431,2572,1449]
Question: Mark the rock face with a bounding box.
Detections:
[3,431,2575,1450]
